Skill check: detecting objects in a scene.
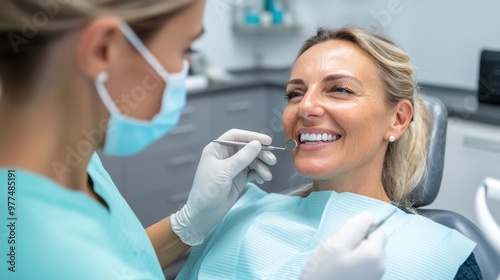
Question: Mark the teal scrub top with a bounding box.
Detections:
[0,153,164,279]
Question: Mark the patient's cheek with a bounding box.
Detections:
[281,109,296,135]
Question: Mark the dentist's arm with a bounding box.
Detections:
[146,217,190,269]
[301,213,387,280]
[148,129,276,268]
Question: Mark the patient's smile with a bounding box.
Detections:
[296,128,342,151]
[299,133,340,142]
[299,133,342,151]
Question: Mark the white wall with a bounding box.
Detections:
[195,0,382,70]
[197,0,500,90]
[193,0,257,70]
[384,0,500,90]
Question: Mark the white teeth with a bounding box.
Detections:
[299,133,340,143]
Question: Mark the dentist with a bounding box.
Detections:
[0,0,385,279]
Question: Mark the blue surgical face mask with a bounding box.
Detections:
[95,22,189,156]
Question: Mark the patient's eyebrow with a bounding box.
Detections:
[286,79,305,87]
[287,74,363,88]
[322,74,363,87]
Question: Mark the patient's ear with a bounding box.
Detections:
[386,99,413,141]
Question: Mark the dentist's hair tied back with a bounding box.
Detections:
[0,0,193,101]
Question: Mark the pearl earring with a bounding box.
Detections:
[389,136,395,143]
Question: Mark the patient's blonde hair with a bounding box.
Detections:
[0,0,193,97]
[296,27,431,210]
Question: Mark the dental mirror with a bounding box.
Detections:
[285,139,298,153]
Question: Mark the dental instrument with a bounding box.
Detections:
[285,139,298,152]
[213,139,298,153]
[365,208,398,238]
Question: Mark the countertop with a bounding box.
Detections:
[188,68,500,127]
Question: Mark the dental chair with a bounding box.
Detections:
[415,95,500,280]
[287,94,500,280]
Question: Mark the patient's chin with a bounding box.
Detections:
[293,155,335,174]
[295,163,332,179]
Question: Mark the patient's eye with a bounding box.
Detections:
[330,85,354,95]
[285,90,303,101]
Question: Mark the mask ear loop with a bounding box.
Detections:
[93,22,163,119]
[95,72,121,115]
[119,21,170,79]
[118,21,190,107]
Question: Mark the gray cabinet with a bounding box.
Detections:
[212,87,268,137]
[426,117,500,226]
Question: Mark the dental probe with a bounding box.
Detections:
[365,208,398,238]
[213,139,298,153]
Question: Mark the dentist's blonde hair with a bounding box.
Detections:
[296,27,431,211]
[0,0,194,32]
[0,0,193,97]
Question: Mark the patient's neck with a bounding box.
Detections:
[312,173,391,203]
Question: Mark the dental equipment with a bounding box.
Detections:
[475,177,500,254]
[213,139,298,153]
[366,208,398,238]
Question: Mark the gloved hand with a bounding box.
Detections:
[301,213,387,280]
[170,129,277,246]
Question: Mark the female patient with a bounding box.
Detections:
[177,27,482,279]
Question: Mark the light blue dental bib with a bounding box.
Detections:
[177,184,475,280]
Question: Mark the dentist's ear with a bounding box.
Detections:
[75,18,123,80]
[386,99,413,142]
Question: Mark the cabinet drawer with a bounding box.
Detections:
[127,188,190,227]
[124,143,205,197]
[141,96,213,154]
[463,135,500,153]
[212,88,268,138]
[435,117,500,226]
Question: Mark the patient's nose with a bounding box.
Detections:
[298,90,325,121]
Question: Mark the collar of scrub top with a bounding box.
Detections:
[475,177,500,254]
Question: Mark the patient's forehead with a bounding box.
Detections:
[291,40,381,87]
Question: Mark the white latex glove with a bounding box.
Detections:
[301,213,387,280]
[170,129,277,246]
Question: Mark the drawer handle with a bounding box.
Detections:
[167,154,198,167]
[225,101,252,112]
[169,124,197,136]
[182,105,196,116]
[463,136,500,153]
